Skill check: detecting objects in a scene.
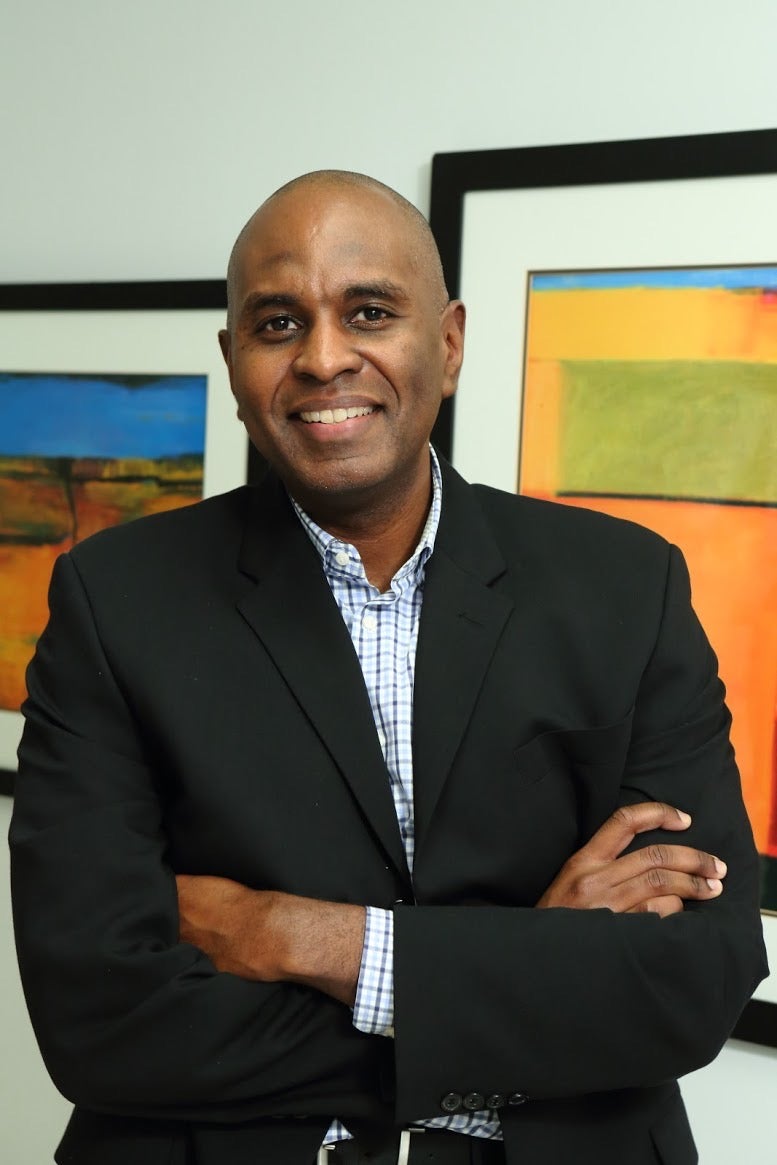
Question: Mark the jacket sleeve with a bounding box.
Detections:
[10,551,391,1125]
[392,544,767,1122]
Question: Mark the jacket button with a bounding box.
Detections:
[463,1092,485,1111]
[507,1092,528,1106]
[486,1094,506,1109]
[440,1092,462,1113]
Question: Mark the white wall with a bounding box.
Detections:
[5,0,777,283]
[1,798,71,1160]
[3,1,776,1160]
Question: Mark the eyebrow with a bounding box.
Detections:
[239,292,300,319]
[342,281,410,303]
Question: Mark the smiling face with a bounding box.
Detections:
[219,178,465,527]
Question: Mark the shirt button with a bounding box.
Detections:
[363,613,377,631]
[440,1092,462,1113]
[334,550,349,567]
[486,1094,506,1109]
[463,1092,485,1111]
[507,1092,528,1106]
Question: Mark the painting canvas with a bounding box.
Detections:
[0,370,207,715]
[520,263,777,910]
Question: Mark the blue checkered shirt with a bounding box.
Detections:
[292,448,501,1144]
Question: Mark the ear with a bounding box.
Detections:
[440,300,466,400]
[218,329,245,420]
[218,328,232,370]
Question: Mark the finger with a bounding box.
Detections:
[606,843,726,889]
[627,895,684,918]
[613,869,724,913]
[578,802,692,863]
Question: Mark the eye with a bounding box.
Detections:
[351,305,391,326]
[258,314,301,336]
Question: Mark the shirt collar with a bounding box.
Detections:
[291,445,443,583]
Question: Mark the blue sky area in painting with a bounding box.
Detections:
[531,265,777,292]
[0,373,207,458]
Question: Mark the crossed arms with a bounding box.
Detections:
[175,800,729,1008]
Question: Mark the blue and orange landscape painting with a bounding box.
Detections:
[0,371,206,713]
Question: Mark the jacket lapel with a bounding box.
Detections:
[235,475,410,884]
[412,461,514,850]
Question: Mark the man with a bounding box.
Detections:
[10,172,767,1165]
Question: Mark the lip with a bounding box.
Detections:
[291,406,380,440]
[291,395,380,417]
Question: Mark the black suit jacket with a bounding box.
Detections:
[10,459,767,1165]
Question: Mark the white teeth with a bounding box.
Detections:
[299,405,375,424]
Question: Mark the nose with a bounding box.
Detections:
[292,318,363,382]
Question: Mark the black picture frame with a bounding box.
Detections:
[429,127,777,456]
[428,128,777,1049]
[0,279,244,797]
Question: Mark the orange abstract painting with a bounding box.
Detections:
[521,266,777,909]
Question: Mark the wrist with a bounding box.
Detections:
[283,898,366,1005]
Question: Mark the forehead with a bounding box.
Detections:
[233,186,423,294]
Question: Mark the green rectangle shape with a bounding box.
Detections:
[558,360,777,503]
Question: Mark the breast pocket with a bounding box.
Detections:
[512,706,636,843]
[418,708,638,906]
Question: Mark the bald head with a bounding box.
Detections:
[225,170,449,330]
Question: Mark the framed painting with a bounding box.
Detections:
[0,280,247,795]
[429,128,777,1046]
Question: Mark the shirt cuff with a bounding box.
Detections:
[352,906,395,1037]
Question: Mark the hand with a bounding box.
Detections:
[176,874,365,1005]
[536,802,726,917]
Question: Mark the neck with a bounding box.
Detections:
[298,468,434,593]
[338,507,429,592]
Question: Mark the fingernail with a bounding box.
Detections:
[706,878,723,893]
[677,810,692,825]
[714,858,727,876]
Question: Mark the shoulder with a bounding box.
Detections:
[69,487,253,575]
[436,454,675,590]
[472,482,668,554]
[466,482,675,600]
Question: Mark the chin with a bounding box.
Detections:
[297,468,380,500]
